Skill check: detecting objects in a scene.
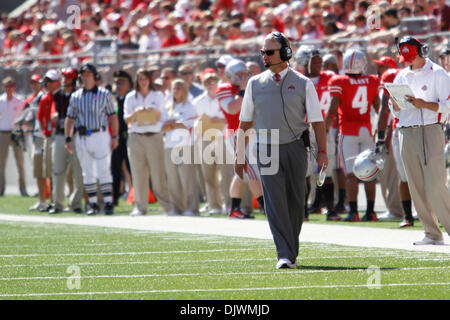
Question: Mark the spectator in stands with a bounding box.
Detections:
[0,77,27,197]
[440,48,450,73]
[118,29,139,50]
[178,64,205,100]
[157,20,183,55]
[399,6,412,19]
[413,4,426,16]
[161,67,176,99]
[357,0,370,14]
[332,0,348,25]
[383,7,401,29]
[437,0,450,31]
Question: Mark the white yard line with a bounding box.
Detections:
[1,282,449,298]
[0,266,449,282]
[0,213,449,253]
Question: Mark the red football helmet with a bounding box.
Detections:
[61,67,78,80]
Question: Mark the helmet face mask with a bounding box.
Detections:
[225,59,248,86]
[352,149,385,182]
[343,49,367,75]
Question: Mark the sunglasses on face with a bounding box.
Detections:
[180,72,193,75]
[260,49,280,56]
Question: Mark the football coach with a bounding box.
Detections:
[235,32,328,269]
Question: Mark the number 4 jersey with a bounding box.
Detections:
[329,74,380,136]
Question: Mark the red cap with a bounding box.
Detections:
[397,44,419,63]
[30,74,41,82]
[373,56,398,69]
[200,68,217,80]
[61,67,78,80]
[155,20,173,30]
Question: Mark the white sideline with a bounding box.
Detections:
[0,213,449,254]
[1,282,449,298]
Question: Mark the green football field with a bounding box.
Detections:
[0,219,449,300]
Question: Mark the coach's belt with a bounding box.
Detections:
[400,123,442,129]
[134,132,158,137]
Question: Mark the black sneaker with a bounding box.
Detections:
[326,209,342,221]
[87,203,99,216]
[104,202,114,215]
[48,204,62,214]
[334,203,347,213]
[308,205,322,214]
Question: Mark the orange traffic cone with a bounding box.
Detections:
[148,188,156,203]
[252,196,258,209]
[126,187,135,204]
[45,179,51,199]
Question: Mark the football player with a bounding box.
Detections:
[326,49,381,221]
[295,46,342,221]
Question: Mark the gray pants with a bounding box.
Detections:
[257,141,307,262]
[52,134,84,210]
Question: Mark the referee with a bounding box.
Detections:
[236,33,327,269]
[64,64,119,215]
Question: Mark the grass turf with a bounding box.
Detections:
[0,221,449,300]
[0,195,445,231]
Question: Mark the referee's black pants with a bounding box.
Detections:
[111,137,130,205]
[257,140,307,263]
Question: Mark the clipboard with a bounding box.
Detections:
[194,114,225,138]
[384,84,416,110]
[136,108,159,126]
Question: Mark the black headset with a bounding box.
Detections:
[272,32,293,61]
[396,36,429,58]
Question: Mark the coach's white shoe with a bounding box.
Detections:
[413,236,444,246]
[208,208,222,216]
[130,208,146,216]
[276,258,297,269]
[377,211,402,221]
[168,210,181,216]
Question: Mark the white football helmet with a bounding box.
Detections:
[343,48,367,75]
[225,59,248,86]
[294,45,321,68]
[445,143,450,168]
[352,149,385,181]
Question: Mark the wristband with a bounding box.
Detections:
[377,130,385,141]
[112,136,119,140]
[318,150,327,155]
[65,136,72,143]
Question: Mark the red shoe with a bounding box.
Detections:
[326,210,342,221]
[361,212,378,222]
[343,212,360,222]
[399,219,414,228]
[229,209,254,219]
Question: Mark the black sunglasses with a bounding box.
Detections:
[260,49,280,56]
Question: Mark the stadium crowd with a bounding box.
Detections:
[0,1,450,230]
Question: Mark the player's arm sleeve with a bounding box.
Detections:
[216,87,234,114]
[305,80,324,123]
[328,77,343,98]
[436,70,450,114]
[239,80,255,122]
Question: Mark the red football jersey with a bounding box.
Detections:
[37,92,56,137]
[329,74,380,136]
[380,68,400,129]
[215,83,241,134]
[315,70,335,119]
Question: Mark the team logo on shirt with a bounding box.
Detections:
[402,47,409,53]
[288,84,295,91]
[421,85,427,91]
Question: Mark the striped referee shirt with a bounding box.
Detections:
[67,86,116,129]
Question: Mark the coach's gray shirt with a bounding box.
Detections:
[240,67,323,144]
